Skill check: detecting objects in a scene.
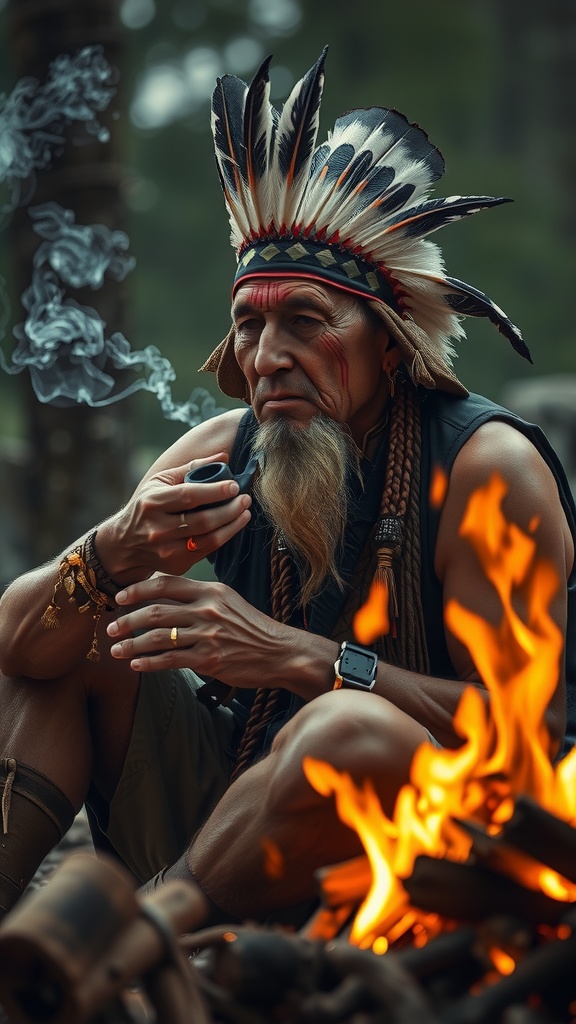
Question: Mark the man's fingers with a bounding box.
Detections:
[113,573,204,608]
[109,624,193,658]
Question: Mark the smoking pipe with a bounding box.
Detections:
[184,455,259,511]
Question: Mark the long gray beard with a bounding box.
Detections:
[252,415,360,607]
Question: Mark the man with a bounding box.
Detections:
[0,51,574,924]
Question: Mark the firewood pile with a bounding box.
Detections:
[1,818,576,1024]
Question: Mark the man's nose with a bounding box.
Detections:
[253,322,294,377]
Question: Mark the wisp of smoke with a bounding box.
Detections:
[0,47,226,427]
[0,46,116,218]
[1,203,225,422]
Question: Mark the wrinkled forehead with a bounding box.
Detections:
[231,275,369,316]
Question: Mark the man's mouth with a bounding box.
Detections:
[258,392,313,414]
[263,393,305,404]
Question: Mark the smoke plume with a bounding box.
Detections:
[0,47,225,426]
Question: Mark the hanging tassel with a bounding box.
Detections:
[373,516,403,638]
[374,547,399,619]
[87,612,102,662]
[40,559,70,628]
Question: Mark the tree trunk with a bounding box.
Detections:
[5,0,134,570]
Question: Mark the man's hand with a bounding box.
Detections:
[95,453,252,585]
[106,575,339,700]
[106,574,309,689]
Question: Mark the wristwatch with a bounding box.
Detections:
[333,641,378,691]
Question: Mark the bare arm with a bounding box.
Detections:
[0,408,247,679]
[105,421,573,751]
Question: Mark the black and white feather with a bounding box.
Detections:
[211,50,527,366]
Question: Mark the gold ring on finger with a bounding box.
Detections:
[170,626,178,647]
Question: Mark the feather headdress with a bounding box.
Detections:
[203,49,529,399]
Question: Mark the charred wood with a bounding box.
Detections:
[405,855,568,926]
[500,796,576,884]
[440,909,576,1024]
[395,926,487,1000]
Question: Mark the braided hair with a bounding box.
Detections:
[230,539,295,781]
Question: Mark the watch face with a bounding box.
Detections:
[342,647,376,683]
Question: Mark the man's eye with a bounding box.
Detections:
[294,315,319,327]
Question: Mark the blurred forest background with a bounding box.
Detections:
[0,0,575,586]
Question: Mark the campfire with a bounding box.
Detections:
[303,472,576,951]
[1,472,576,1023]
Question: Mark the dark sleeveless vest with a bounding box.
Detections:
[210,390,576,758]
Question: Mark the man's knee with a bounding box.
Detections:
[268,691,428,815]
[272,690,427,765]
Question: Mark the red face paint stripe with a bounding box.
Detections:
[319,331,350,395]
[244,281,296,311]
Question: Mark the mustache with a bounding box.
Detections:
[254,374,319,405]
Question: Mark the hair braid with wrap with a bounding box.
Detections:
[374,378,429,675]
[229,538,296,782]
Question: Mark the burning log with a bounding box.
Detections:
[405,854,569,926]
[303,855,370,942]
[456,795,576,892]
[499,794,576,883]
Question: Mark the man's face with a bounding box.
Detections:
[232,278,393,444]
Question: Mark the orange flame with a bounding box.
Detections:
[353,579,389,644]
[303,756,405,946]
[261,837,285,880]
[430,465,449,509]
[306,472,576,951]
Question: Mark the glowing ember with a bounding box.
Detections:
[353,579,389,644]
[490,947,516,976]
[261,837,285,880]
[429,465,449,509]
[306,472,576,951]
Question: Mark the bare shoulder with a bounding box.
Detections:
[436,419,574,577]
[450,420,561,514]
[142,407,248,480]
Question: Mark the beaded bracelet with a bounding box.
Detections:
[41,543,115,662]
[84,530,124,598]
